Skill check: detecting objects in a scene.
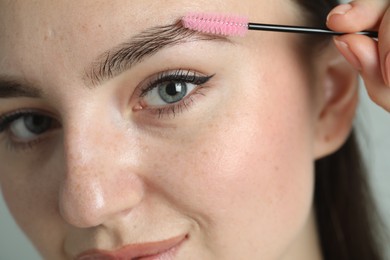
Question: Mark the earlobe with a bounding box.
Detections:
[314,48,359,159]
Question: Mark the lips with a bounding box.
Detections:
[76,234,187,260]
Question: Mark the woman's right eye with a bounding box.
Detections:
[0,110,60,149]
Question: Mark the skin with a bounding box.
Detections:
[0,0,387,259]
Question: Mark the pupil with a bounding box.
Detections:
[25,115,51,134]
[166,82,180,96]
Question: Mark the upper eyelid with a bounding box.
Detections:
[139,69,212,96]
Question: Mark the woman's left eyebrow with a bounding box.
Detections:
[83,21,230,87]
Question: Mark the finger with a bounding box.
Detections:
[327,0,388,32]
[378,7,390,88]
[334,34,390,112]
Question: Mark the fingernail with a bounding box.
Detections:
[327,4,353,22]
[385,52,390,87]
[334,38,362,70]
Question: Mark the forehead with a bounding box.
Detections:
[0,0,296,86]
[0,1,174,77]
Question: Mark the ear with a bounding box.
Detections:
[313,45,359,159]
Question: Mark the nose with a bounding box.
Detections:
[59,115,145,228]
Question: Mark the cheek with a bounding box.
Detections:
[142,46,316,257]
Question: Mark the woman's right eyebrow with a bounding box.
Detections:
[0,78,42,99]
[0,21,230,99]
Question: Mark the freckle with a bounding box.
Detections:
[81,24,89,33]
[324,135,330,142]
[207,122,217,130]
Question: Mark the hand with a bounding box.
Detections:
[327,0,390,112]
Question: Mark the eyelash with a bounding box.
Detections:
[137,69,214,118]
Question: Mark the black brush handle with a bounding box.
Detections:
[248,23,378,38]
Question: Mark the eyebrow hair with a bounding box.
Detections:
[0,21,228,99]
[84,21,228,86]
[0,78,42,98]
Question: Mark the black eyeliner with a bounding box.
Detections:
[140,69,214,97]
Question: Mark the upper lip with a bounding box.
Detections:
[75,234,187,260]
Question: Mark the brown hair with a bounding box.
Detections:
[296,0,387,259]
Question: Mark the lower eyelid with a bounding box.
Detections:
[2,127,61,153]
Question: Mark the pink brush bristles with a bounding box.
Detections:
[182,13,249,37]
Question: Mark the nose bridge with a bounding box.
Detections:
[63,110,115,178]
[59,113,144,228]
[65,116,111,167]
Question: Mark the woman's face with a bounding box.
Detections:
[0,0,327,259]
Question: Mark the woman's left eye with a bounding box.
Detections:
[137,69,214,116]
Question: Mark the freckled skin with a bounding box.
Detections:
[0,0,353,259]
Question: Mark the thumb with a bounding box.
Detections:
[326,0,388,32]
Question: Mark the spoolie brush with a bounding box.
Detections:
[182,13,378,38]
